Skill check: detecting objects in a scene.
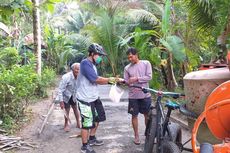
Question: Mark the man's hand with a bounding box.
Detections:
[108,77,116,84]
[116,78,125,83]
[108,77,125,84]
[60,101,64,109]
[128,77,138,84]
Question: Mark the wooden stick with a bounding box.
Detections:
[0,129,6,133]
[69,133,81,138]
[0,140,17,149]
[2,146,17,151]
[38,102,55,135]
[21,141,37,148]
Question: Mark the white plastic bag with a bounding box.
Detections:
[109,84,124,103]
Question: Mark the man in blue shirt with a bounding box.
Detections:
[76,43,121,153]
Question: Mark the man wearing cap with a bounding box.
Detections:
[76,43,122,153]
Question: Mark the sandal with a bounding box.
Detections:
[133,140,141,145]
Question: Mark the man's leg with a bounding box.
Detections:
[144,113,148,126]
[72,104,81,128]
[89,122,98,136]
[128,99,140,144]
[81,128,89,144]
[64,104,71,132]
[78,100,96,153]
[132,115,140,144]
[140,97,152,127]
[88,99,105,146]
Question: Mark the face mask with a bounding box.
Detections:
[95,56,102,64]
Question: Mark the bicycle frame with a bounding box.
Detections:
[156,94,174,153]
[142,87,183,153]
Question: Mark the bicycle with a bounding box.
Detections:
[130,81,230,153]
[131,85,185,153]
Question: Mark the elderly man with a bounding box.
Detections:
[57,63,81,132]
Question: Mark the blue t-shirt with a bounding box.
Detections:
[80,59,98,83]
[76,59,99,102]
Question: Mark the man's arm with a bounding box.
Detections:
[137,61,152,83]
[95,77,109,84]
[57,77,67,102]
[81,63,109,84]
[81,60,121,85]
[124,68,130,84]
[57,75,68,109]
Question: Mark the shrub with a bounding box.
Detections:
[0,65,37,124]
[0,47,21,69]
[35,67,56,97]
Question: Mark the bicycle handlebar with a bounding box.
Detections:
[130,85,185,98]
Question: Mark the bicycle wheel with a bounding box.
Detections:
[144,108,157,153]
[168,122,182,144]
[162,140,181,153]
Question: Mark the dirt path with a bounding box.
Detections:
[15,85,191,153]
[15,85,145,153]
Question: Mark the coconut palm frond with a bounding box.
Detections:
[66,33,91,53]
[89,12,125,74]
[141,0,163,17]
[0,22,10,36]
[185,0,217,30]
[127,9,159,26]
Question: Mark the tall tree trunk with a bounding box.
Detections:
[32,0,41,75]
[216,15,230,62]
[166,52,178,90]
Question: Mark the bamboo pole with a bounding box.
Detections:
[38,103,55,135]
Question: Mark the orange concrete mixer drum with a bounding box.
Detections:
[205,80,230,140]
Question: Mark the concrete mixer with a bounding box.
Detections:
[183,65,230,144]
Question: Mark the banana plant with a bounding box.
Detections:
[160,0,186,90]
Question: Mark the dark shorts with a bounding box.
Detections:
[128,97,151,116]
[64,96,76,109]
[78,99,106,129]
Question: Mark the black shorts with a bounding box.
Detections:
[94,99,106,122]
[64,96,76,109]
[128,97,151,116]
[78,98,106,129]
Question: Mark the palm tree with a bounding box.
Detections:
[32,0,42,75]
[185,0,230,61]
[81,0,130,75]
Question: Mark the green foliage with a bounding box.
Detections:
[185,0,230,37]
[0,0,32,22]
[43,27,78,73]
[85,9,127,75]
[185,0,217,30]
[160,35,186,62]
[0,65,37,127]
[0,64,56,131]
[186,49,201,70]
[126,9,159,26]
[162,0,171,36]
[0,47,21,69]
[35,67,56,97]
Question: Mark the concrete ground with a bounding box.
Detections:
[15,85,192,153]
